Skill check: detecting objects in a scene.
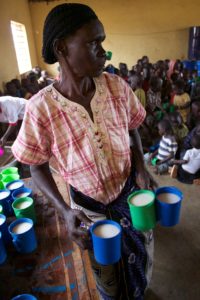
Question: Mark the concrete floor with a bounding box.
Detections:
[145,170,200,300]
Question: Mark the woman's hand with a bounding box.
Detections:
[64,209,93,250]
[136,167,158,191]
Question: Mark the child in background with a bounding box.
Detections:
[186,98,200,130]
[172,131,200,184]
[146,76,166,120]
[173,79,191,123]
[128,73,146,108]
[0,96,27,147]
[169,111,188,158]
[149,119,178,174]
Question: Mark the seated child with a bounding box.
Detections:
[149,119,178,174]
[173,79,191,123]
[138,114,159,153]
[146,76,166,120]
[172,131,200,184]
[186,98,200,130]
[128,73,146,108]
[169,111,188,158]
[0,96,27,147]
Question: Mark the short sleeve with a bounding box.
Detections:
[124,82,146,130]
[12,99,52,165]
[183,150,189,161]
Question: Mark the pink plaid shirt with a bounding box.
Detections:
[12,73,146,204]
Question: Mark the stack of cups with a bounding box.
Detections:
[0,166,38,266]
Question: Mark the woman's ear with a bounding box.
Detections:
[53,39,67,58]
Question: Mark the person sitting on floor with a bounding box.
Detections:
[173,79,191,123]
[146,76,166,120]
[149,119,178,174]
[128,73,146,108]
[172,131,200,184]
[169,111,188,158]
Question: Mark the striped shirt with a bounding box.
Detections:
[12,73,146,204]
[157,135,178,161]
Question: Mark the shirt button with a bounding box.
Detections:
[81,113,86,118]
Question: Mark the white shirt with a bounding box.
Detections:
[182,148,200,174]
[0,96,26,125]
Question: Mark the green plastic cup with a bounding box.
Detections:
[12,197,36,224]
[2,174,20,185]
[151,157,158,166]
[106,51,112,60]
[0,205,3,214]
[1,167,19,175]
[0,181,4,190]
[128,190,156,231]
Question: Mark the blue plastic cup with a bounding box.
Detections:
[90,220,122,265]
[6,180,24,193]
[11,294,37,300]
[155,186,183,227]
[12,187,33,202]
[8,218,37,253]
[0,214,11,244]
[0,231,7,264]
[0,189,13,216]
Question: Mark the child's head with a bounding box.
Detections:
[191,132,200,149]
[128,74,142,90]
[169,111,183,128]
[149,76,162,93]
[158,119,173,136]
[173,79,185,95]
[191,98,200,119]
[145,114,155,127]
[141,55,149,65]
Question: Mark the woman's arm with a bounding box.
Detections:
[30,163,92,249]
[129,128,158,190]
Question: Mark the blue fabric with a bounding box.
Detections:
[70,170,148,300]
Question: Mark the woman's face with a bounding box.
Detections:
[60,19,106,78]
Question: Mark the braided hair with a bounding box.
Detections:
[42,3,98,64]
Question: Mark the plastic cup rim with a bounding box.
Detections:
[90,219,122,239]
[12,197,33,210]
[128,189,155,208]
[9,217,33,235]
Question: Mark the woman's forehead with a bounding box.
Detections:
[67,19,105,41]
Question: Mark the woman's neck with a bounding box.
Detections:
[54,69,95,103]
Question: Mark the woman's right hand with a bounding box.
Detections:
[64,209,93,250]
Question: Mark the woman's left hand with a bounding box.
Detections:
[136,167,158,191]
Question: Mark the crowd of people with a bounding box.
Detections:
[105,56,200,185]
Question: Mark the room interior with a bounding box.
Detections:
[0,1,200,299]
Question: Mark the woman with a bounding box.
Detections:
[12,4,156,299]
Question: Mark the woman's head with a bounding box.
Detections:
[42,3,106,77]
[158,119,173,136]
